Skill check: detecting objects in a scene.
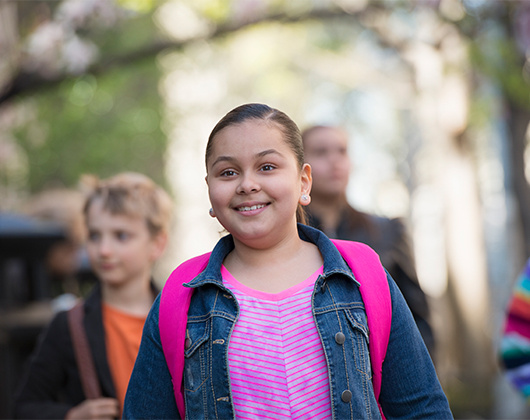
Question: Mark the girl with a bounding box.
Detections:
[123,104,453,419]
[15,172,172,419]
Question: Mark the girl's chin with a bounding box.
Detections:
[232,227,277,243]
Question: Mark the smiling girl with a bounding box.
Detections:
[123,104,452,419]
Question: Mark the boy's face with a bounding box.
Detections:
[85,199,164,288]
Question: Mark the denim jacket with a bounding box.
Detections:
[123,225,452,419]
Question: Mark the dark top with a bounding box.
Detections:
[13,282,158,419]
[306,204,435,355]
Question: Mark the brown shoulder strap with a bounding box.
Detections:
[67,302,102,399]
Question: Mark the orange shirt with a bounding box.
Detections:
[102,304,146,415]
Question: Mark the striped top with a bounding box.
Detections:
[222,265,332,419]
[500,258,530,400]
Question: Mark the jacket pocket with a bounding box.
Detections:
[343,308,372,378]
[184,316,211,392]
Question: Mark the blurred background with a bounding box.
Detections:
[1,0,530,418]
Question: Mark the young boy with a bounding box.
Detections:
[14,172,172,420]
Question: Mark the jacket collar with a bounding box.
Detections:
[186,224,358,289]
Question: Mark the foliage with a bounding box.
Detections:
[462,3,530,111]
[13,58,167,193]
[1,1,169,195]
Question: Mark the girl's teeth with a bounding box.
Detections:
[239,204,265,211]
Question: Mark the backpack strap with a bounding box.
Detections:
[159,242,391,419]
[159,252,211,419]
[330,239,391,414]
[67,301,102,399]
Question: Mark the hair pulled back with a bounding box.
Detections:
[205,103,307,224]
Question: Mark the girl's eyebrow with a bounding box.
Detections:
[257,149,282,158]
[211,155,235,167]
[211,149,283,167]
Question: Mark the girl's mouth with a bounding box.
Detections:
[236,204,267,213]
[237,204,266,212]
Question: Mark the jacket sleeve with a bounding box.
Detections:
[378,272,453,419]
[13,311,77,419]
[123,294,180,419]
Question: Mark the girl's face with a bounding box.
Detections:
[206,120,311,249]
[86,199,165,288]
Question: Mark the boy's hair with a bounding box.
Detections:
[205,103,307,224]
[81,172,173,237]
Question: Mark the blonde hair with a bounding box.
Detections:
[81,172,173,237]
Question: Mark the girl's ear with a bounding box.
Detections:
[205,176,215,217]
[300,163,312,205]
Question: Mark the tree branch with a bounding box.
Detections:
[0,7,380,105]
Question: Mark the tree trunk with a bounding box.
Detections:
[506,99,530,259]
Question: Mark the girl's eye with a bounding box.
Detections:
[260,164,275,172]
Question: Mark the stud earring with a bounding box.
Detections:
[301,194,310,204]
[209,208,215,217]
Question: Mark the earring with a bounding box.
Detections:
[301,194,310,204]
[209,208,216,218]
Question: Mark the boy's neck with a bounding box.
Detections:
[101,276,154,316]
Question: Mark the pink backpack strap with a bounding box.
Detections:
[331,239,391,417]
[159,252,211,419]
[160,241,391,419]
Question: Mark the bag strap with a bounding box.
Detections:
[159,243,391,419]
[67,301,102,399]
[330,239,391,411]
[159,252,211,418]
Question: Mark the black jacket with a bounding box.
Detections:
[306,204,435,355]
[14,282,158,419]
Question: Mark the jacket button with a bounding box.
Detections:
[341,389,352,402]
[185,338,192,349]
[335,332,346,345]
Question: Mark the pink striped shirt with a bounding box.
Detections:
[222,265,331,420]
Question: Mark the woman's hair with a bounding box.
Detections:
[81,172,173,237]
[205,103,307,224]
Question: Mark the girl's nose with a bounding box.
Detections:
[236,173,260,194]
